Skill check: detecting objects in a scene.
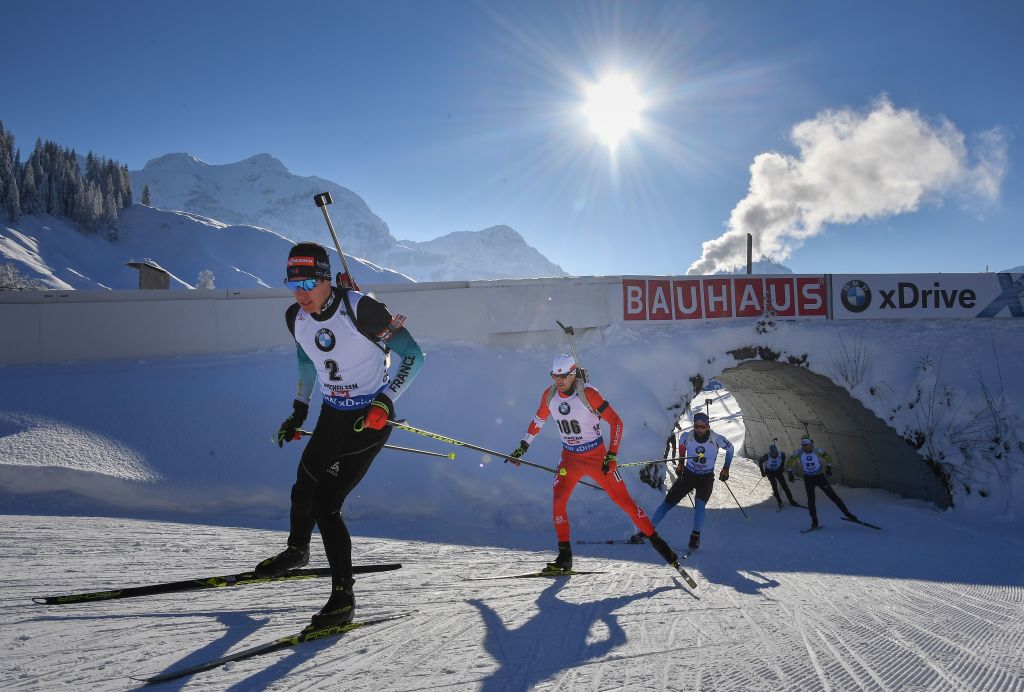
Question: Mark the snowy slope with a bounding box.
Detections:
[0,207,412,290]
[131,153,565,281]
[3,480,1022,690]
[396,225,565,281]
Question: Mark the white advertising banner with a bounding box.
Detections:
[832,273,1024,319]
[621,275,828,322]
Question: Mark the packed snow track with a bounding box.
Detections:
[4,473,1022,692]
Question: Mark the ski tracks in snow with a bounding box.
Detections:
[2,514,1023,691]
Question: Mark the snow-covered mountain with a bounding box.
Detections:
[716,258,794,274]
[131,153,566,281]
[1,207,412,290]
[393,225,564,281]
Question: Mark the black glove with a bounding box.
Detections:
[506,440,528,466]
[602,452,616,474]
[787,469,796,482]
[825,464,833,477]
[760,467,767,477]
[718,466,730,482]
[277,399,309,447]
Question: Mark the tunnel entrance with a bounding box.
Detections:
[715,360,952,508]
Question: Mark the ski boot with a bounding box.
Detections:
[253,544,309,579]
[544,542,573,572]
[688,531,701,552]
[309,577,355,629]
[647,531,678,565]
[627,530,647,544]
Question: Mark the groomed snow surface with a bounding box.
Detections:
[4,483,1022,691]
[2,320,1023,690]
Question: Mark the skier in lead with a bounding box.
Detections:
[787,437,858,529]
[632,412,734,552]
[507,354,681,572]
[254,242,424,628]
[759,444,799,510]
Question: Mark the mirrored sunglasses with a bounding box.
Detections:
[286,278,319,291]
[551,372,573,380]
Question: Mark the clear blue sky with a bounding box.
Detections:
[3,0,1022,275]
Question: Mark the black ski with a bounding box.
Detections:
[464,570,607,581]
[575,539,644,545]
[800,525,823,533]
[842,517,882,530]
[669,561,698,589]
[33,563,402,605]
[133,611,414,684]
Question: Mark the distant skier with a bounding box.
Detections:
[254,242,424,629]
[633,412,734,552]
[787,437,858,529]
[759,444,799,510]
[507,354,681,572]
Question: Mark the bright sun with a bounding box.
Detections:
[583,73,645,149]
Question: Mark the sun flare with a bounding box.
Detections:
[583,74,645,149]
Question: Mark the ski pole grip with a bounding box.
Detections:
[314,192,333,207]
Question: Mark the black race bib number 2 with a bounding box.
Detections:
[324,359,342,382]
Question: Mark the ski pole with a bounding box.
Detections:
[386,420,605,492]
[749,435,777,496]
[383,444,456,459]
[313,191,359,290]
[556,320,587,382]
[721,480,749,519]
[747,475,765,497]
[294,429,455,459]
[616,456,697,469]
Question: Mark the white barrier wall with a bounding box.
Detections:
[2,273,1021,365]
[0,278,624,365]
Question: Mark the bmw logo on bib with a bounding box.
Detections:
[558,402,571,415]
[315,328,336,352]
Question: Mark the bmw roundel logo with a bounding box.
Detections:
[840,279,871,313]
[558,402,571,415]
[315,328,336,352]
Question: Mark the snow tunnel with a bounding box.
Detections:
[714,360,952,508]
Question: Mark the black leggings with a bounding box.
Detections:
[665,470,715,505]
[767,468,796,503]
[287,402,392,582]
[803,474,852,524]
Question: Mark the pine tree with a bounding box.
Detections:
[20,160,40,215]
[0,262,44,290]
[195,269,216,289]
[119,164,132,208]
[141,184,151,206]
[0,122,21,221]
